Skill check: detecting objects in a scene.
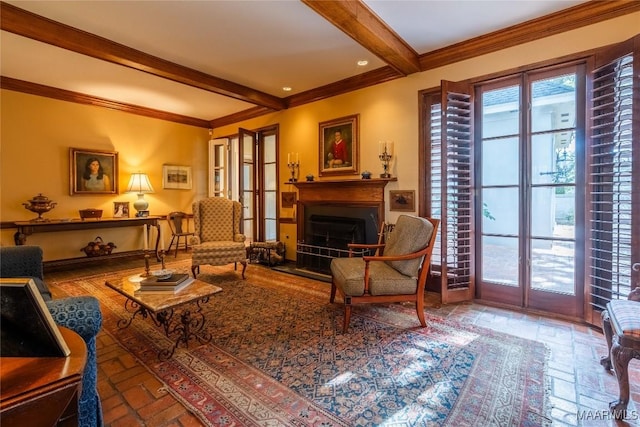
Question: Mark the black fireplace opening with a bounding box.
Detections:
[307,215,365,250]
[297,205,379,275]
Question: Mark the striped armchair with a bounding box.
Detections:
[190,197,248,278]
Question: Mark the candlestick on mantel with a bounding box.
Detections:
[287,151,300,182]
[378,140,394,178]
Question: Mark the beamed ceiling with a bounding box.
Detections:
[1,0,639,128]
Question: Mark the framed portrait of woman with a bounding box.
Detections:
[318,114,359,177]
[70,148,119,195]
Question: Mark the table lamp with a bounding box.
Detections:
[126,172,154,217]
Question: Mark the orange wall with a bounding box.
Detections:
[1,12,638,261]
[0,91,209,260]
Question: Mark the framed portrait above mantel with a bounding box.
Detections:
[318,114,359,177]
[70,148,118,195]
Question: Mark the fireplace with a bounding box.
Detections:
[293,178,394,275]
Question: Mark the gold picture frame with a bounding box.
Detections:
[318,114,359,176]
[162,164,192,190]
[70,148,118,195]
[389,190,415,212]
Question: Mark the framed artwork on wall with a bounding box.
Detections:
[113,201,130,218]
[318,114,359,176]
[389,190,415,212]
[162,165,192,190]
[69,148,118,195]
[281,191,296,208]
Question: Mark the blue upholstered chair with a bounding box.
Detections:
[0,245,103,427]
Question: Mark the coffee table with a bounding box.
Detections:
[105,275,222,360]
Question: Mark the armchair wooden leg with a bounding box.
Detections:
[240,261,247,279]
[600,309,613,370]
[416,298,427,327]
[191,265,199,278]
[342,298,352,333]
[609,336,634,419]
[330,281,337,303]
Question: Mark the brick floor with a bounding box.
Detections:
[45,253,639,426]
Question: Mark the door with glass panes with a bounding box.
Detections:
[209,128,278,244]
[476,64,585,317]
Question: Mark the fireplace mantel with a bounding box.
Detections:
[293,177,396,203]
[293,177,396,274]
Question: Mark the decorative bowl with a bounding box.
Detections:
[23,193,57,222]
[151,269,174,280]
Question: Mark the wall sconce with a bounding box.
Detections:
[378,141,394,178]
[126,172,154,217]
[287,152,300,182]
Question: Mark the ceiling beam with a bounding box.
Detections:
[301,0,420,76]
[1,76,212,128]
[0,1,287,111]
[419,0,640,71]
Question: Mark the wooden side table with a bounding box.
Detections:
[0,327,87,427]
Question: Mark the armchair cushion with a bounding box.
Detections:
[608,299,640,338]
[383,215,434,277]
[331,257,418,296]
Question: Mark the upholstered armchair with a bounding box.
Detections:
[330,215,439,333]
[0,245,103,427]
[190,197,248,278]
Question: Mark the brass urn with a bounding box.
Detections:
[23,193,57,222]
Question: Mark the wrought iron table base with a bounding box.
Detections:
[117,297,212,360]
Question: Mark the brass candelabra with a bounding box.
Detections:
[287,153,300,182]
[378,141,393,178]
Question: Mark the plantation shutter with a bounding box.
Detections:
[586,35,639,324]
[439,80,475,303]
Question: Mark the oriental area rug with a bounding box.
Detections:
[53,261,551,427]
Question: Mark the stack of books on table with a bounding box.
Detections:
[136,273,194,294]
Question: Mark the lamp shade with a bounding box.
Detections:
[126,173,154,194]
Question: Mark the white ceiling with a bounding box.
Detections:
[1,0,588,122]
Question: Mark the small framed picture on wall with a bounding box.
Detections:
[162,165,192,190]
[389,190,415,212]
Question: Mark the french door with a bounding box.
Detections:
[476,64,586,317]
[209,127,278,243]
[422,35,639,321]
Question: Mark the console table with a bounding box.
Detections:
[0,327,87,427]
[13,217,163,259]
